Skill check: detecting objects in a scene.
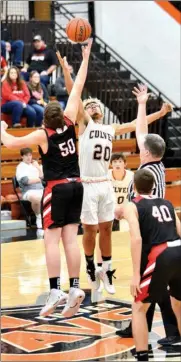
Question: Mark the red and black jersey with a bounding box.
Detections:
[39,117,80,181]
[133,196,179,254]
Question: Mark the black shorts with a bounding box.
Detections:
[42,179,83,229]
[136,241,181,303]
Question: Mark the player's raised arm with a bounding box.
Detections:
[1,121,47,149]
[132,84,150,150]
[56,51,90,129]
[123,202,142,298]
[112,103,172,136]
[63,39,92,124]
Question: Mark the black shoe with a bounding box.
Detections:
[158,335,181,346]
[116,323,133,338]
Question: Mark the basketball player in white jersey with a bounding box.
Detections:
[96,153,134,274]
[57,52,173,293]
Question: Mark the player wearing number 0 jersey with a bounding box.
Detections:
[123,169,181,362]
[108,153,134,232]
[59,54,172,296]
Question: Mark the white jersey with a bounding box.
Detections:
[108,169,134,205]
[79,119,115,179]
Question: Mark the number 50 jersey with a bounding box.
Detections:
[79,119,115,178]
[39,117,80,181]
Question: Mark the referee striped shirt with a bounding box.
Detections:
[128,161,165,200]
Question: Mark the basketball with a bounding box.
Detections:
[66,18,92,43]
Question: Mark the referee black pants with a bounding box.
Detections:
[147,292,180,336]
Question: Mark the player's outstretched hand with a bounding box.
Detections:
[1,121,8,132]
[160,103,173,117]
[56,51,70,72]
[82,38,93,61]
[132,84,150,104]
[130,274,141,298]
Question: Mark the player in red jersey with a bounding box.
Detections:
[124,168,181,361]
[1,39,93,318]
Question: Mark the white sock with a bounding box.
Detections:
[102,259,112,271]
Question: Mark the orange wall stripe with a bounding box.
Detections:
[155,1,181,25]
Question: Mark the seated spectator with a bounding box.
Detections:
[48,64,75,109]
[1,66,37,128]
[1,24,24,67]
[21,35,58,86]
[28,71,49,127]
[1,56,8,82]
[16,148,44,229]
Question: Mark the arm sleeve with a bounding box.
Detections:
[2,82,20,102]
[16,164,28,181]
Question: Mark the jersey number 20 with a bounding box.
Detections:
[59,138,75,157]
[93,144,111,162]
[152,205,172,222]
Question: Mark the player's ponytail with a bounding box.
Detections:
[44,101,65,130]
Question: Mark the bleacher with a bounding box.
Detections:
[1,127,181,221]
[1,13,181,222]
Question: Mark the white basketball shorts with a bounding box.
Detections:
[81,181,115,225]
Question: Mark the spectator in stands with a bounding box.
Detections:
[28,71,49,127]
[21,35,58,86]
[1,24,24,67]
[16,148,44,229]
[1,56,8,82]
[1,66,37,128]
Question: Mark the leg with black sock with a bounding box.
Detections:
[40,228,68,317]
[132,301,150,361]
[83,224,99,290]
[69,278,80,289]
[61,224,85,318]
[99,221,115,294]
[49,277,61,290]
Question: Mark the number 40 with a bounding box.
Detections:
[152,205,172,223]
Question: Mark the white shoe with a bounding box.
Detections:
[40,289,68,317]
[36,214,42,229]
[61,288,85,318]
[100,269,116,294]
[87,267,101,291]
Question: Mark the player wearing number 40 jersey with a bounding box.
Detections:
[59,53,172,295]
[1,39,93,319]
[124,169,181,362]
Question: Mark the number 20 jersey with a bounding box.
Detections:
[79,119,115,178]
[133,195,179,253]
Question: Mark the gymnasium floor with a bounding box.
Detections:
[1,230,181,361]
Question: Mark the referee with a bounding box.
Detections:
[116,84,180,346]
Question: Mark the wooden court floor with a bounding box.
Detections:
[1,231,181,361]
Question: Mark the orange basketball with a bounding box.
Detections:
[66,18,92,43]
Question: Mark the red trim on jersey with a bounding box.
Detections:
[45,128,56,137]
[42,178,81,230]
[133,195,143,203]
[64,115,74,127]
[135,242,168,302]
